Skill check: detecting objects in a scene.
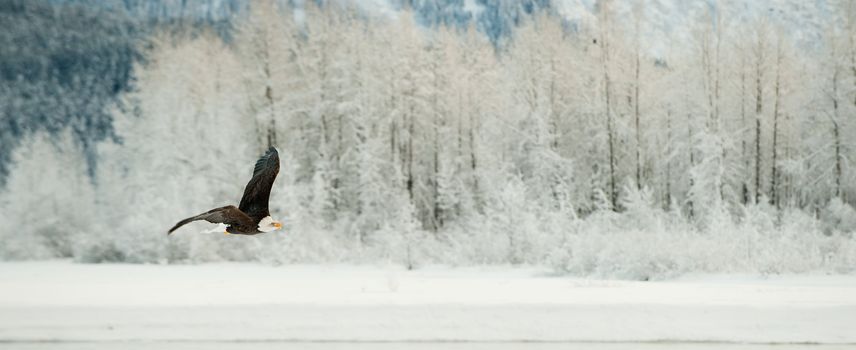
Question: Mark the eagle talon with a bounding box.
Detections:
[224,230,229,235]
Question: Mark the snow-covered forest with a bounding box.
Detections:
[2,0,856,279]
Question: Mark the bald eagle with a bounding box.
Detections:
[168,147,283,235]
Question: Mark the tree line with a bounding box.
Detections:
[2,0,856,273]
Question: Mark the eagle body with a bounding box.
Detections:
[168,147,282,235]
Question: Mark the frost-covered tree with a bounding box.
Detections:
[507,13,576,211]
[90,32,255,263]
[234,0,295,151]
[0,130,95,260]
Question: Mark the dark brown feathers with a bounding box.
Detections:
[167,205,254,234]
[238,147,280,222]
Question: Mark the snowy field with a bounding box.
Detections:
[1,261,855,350]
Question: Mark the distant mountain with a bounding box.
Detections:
[0,0,141,179]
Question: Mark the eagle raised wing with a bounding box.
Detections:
[167,205,254,234]
[238,147,280,223]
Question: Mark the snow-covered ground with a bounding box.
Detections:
[1,261,855,349]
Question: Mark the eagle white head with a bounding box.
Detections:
[258,216,283,233]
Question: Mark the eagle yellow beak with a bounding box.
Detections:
[273,222,282,229]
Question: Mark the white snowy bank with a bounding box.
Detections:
[1,261,855,346]
[5,261,856,344]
